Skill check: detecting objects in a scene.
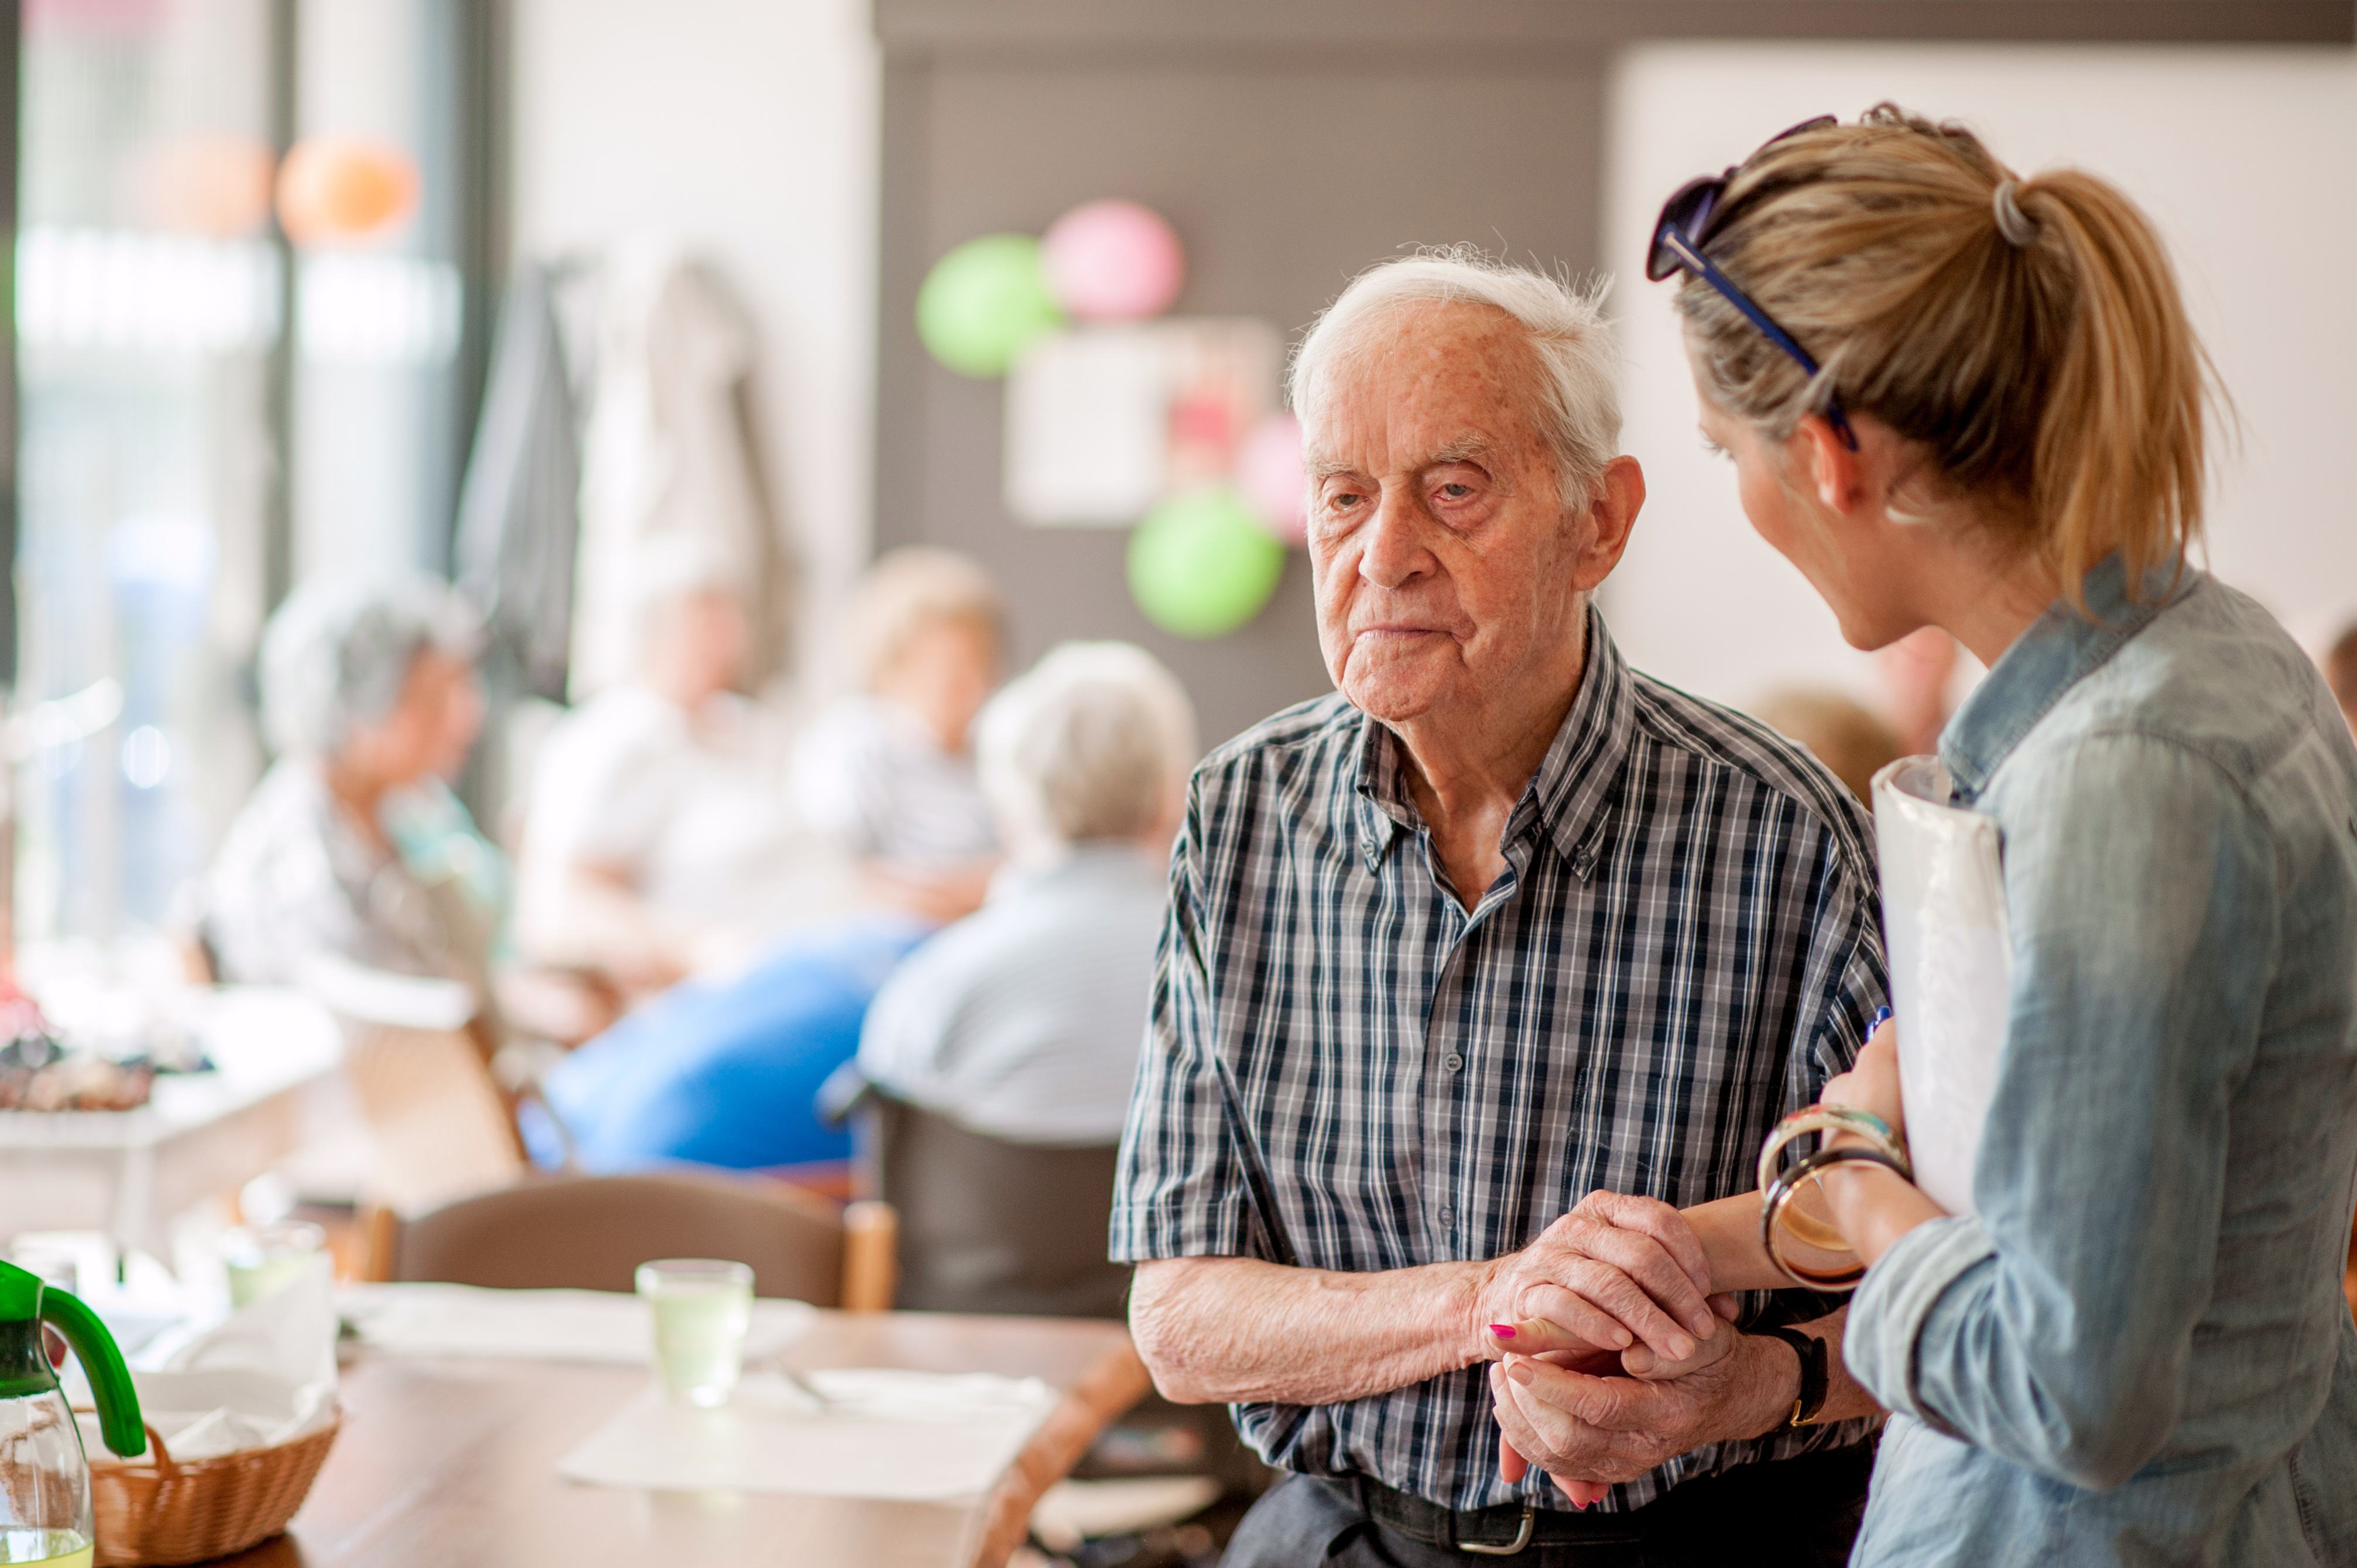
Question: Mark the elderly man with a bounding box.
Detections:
[1112,253,1889,1566]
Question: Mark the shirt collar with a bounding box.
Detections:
[1940,551,2198,802]
[1351,602,1633,879]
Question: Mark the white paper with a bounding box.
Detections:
[1872,756,2012,1217]
[557,1368,1057,1500]
[336,1282,814,1365]
[1005,326,1173,526]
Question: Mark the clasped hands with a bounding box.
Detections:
[1471,1024,1904,1505]
[1469,1192,1755,1508]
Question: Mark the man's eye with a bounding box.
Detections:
[1438,483,1473,500]
[1328,491,1364,510]
[1700,437,1732,462]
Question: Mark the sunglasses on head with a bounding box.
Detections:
[1647,115,1858,451]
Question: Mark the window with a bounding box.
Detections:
[15,0,486,951]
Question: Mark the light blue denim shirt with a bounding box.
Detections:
[1846,555,2357,1566]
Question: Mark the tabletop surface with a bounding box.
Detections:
[0,987,340,1150]
[209,1308,1150,1568]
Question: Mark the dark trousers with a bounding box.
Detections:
[1222,1445,1873,1567]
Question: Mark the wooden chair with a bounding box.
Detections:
[340,1022,527,1216]
[378,1168,897,1310]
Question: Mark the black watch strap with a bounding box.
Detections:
[1754,1325,1829,1428]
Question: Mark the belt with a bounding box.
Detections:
[1347,1441,1877,1557]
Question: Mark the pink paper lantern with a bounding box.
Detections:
[1042,199,1184,321]
[1234,413,1307,544]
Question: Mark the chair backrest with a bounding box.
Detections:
[867,1094,1129,1320]
[341,1022,526,1214]
[390,1168,896,1309]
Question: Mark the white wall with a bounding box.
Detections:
[1601,43,2357,712]
[509,0,879,694]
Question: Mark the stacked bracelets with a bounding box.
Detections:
[1755,1106,1913,1291]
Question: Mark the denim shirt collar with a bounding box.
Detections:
[1940,553,2198,804]
[1351,601,1631,878]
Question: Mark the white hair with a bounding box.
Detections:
[261,571,479,758]
[976,641,1197,852]
[1287,247,1622,510]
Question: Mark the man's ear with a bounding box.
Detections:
[1570,456,1645,592]
[1794,415,1860,514]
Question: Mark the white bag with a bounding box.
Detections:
[1871,757,2013,1217]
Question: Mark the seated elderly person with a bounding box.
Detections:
[1115,253,1890,1565]
[854,643,1193,1317]
[201,572,496,1030]
[793,547,1005,922]
[517,536,853,995]
[859,640,1193,1141]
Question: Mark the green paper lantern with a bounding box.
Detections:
[1127,488,1287,640]
[916,234,1066,378]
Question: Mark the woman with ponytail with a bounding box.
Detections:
[1489,107,2357,1563]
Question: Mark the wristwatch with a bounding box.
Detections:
[1753,1325,1828,1428]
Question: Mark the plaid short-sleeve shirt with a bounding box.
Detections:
[1111,609,1888,1512]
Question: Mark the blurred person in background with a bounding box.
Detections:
[200,573,499,1030]
[859,640,1194,1150]
[515,535,852,1000]
[2323,622,2357,737]
[1749,688,1902,807]
[793,547,1003,922]
[1875,625,1959,756]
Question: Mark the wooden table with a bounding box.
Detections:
[214,1309,1152,1568]
[0,988,342,1258]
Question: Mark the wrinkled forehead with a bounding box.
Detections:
[1300,298,1548,473]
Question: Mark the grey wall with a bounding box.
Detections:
[871,0,2351,751]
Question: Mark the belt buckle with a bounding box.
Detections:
[1457,1504,1536,1556]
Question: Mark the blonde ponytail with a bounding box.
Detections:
[1676,105,2221,611]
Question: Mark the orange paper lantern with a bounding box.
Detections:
[275,137,420,246]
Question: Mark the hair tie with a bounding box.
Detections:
[1991,179,2039,246]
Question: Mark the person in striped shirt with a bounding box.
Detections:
[1112,251,1890,1566]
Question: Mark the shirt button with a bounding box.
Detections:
[1444,1052,1465,1073]
[1438,1206,1456,1229]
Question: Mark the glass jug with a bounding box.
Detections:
[0,1260,144,1567]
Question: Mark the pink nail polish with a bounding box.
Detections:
[1489,1323,1517,1339]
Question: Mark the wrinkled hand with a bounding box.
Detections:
[1474,1192,1724,1371]
[1821,1014,1904,1137]
[1489,1329,1786,1507]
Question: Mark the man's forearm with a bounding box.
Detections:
[1130,1255,1489,1405]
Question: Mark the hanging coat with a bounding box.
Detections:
[568,241,794,701]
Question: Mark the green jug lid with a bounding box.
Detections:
[0,1257,39,1322]
[0,1259,146,1456]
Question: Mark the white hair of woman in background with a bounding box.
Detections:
[857,640,1195,1146]
[515,533,854,998]
[792,546,1008,922]
[201,571,494,1028]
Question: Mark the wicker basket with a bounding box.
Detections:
[85,1413,341,1567]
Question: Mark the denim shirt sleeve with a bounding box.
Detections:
[1845,731,2280,1490]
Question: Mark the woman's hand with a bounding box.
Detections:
[1820,1012,1905,1137]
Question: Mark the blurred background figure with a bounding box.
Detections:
[2322,622,2357,738]
[794,548,1005,922]
[515,536,851,1004]
[1748,688,1902,808]
[198,574,496,1031]
[855,640,1191,1320]
[859,640,1194,1158]
[1875,625,1961,757]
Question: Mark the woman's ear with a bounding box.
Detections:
[1793,414,1861,516]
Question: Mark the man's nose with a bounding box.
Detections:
[1356,488,1437,589]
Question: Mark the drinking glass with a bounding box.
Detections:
[221,1221,327,1308]
[636,1258,753,1406]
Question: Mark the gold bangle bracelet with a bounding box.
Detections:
[1759,1145,1913,1291]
